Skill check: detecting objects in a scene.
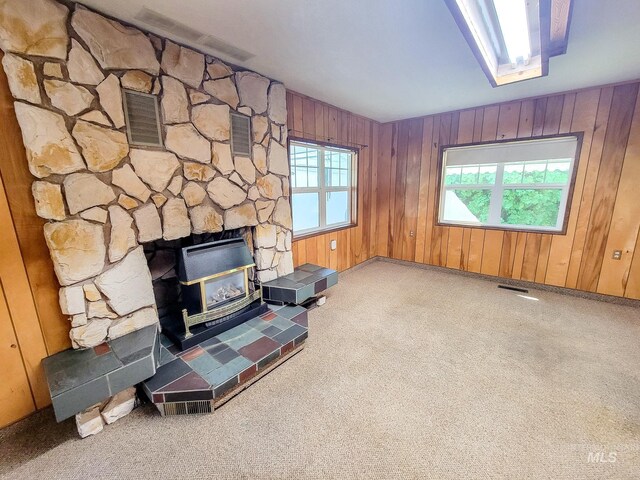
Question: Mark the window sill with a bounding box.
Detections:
[292,223,358,241]
[437,221,568,235]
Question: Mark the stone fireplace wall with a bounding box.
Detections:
[0,0,293,349]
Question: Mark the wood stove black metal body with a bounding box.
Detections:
[162,238,267,350]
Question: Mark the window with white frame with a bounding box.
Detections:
[289,140,357,236]
[439,135,580,232]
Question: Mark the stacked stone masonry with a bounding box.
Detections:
[0,0,294,350]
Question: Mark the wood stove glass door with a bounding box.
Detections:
[204,270,247,311]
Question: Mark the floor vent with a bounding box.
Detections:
[231,112,252,157]
[498,285,529,293]
[122,90,163,147]
[159,400,214,416]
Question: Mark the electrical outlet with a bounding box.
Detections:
[410,230,415,237]
[612,250,622,260]
[330,239,337,251]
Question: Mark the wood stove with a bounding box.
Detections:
[163,238,267,350]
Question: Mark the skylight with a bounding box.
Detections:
[446,0,572,87]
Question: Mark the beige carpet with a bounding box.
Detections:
[1,259,639,479]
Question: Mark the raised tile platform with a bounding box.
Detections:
[42,325,160,422]
[142,305,308,415]
[262,263,338,305]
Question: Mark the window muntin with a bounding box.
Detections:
[439,135,579,232]
[289,140,357,236]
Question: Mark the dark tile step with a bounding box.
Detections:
[42,325,159,422]
[262,263,338,305]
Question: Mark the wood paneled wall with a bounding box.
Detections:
[287,91,380,272]
[375,82,640,299]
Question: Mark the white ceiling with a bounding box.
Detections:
[77,0,640,123]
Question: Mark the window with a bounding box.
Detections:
[289,140,357,236]
[438,135,581,232]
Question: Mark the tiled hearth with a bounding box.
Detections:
[41,263,334,435]
[143,305,308,415]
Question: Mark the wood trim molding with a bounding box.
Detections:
[548,0,574,57]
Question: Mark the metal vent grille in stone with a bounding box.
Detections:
[123,90,163,147]
[231,112,252,157]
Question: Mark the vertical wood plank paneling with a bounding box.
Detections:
[414,117,434,263]
[361,118,372,262]
[0,281,36,427]
[0,173,49,425]
[565,87,614,288]
[377,123,393,257]
[597,89,640,295]
[391,121,410,259]
[626,233,640,299]
[429,115,444,265]
[368,122,380,259]
[351,117,366,265]
[401,118,424,261]
[577,84,639,291]
[423,117,442,264]
[302,96,316,138]
[290,81,640,297]
[544,91,598,286]
[376,82,640,298]
[288,91,379,272]
[292,95,303,134]
[314,103,325,140]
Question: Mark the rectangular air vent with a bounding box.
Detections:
[134,7,254,62]
[230,113,252,157]
[199,35,254,62]
[135,7,203,43]
[122,90,163,147]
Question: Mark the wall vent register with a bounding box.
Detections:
[230,112,252,157]
[122,90,163,147]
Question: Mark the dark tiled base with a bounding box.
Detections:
[42,325,159,422]
[262,263,338,305]
[142,305,308,415]
[161,300,268,351]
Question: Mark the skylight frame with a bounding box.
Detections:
[445,0,552,87]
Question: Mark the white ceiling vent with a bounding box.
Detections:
[134,7,255,62]
[199,36,254,62]
[230,113,252,157]
[122,90,163,148]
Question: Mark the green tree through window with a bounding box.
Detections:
[439,135,579,232]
